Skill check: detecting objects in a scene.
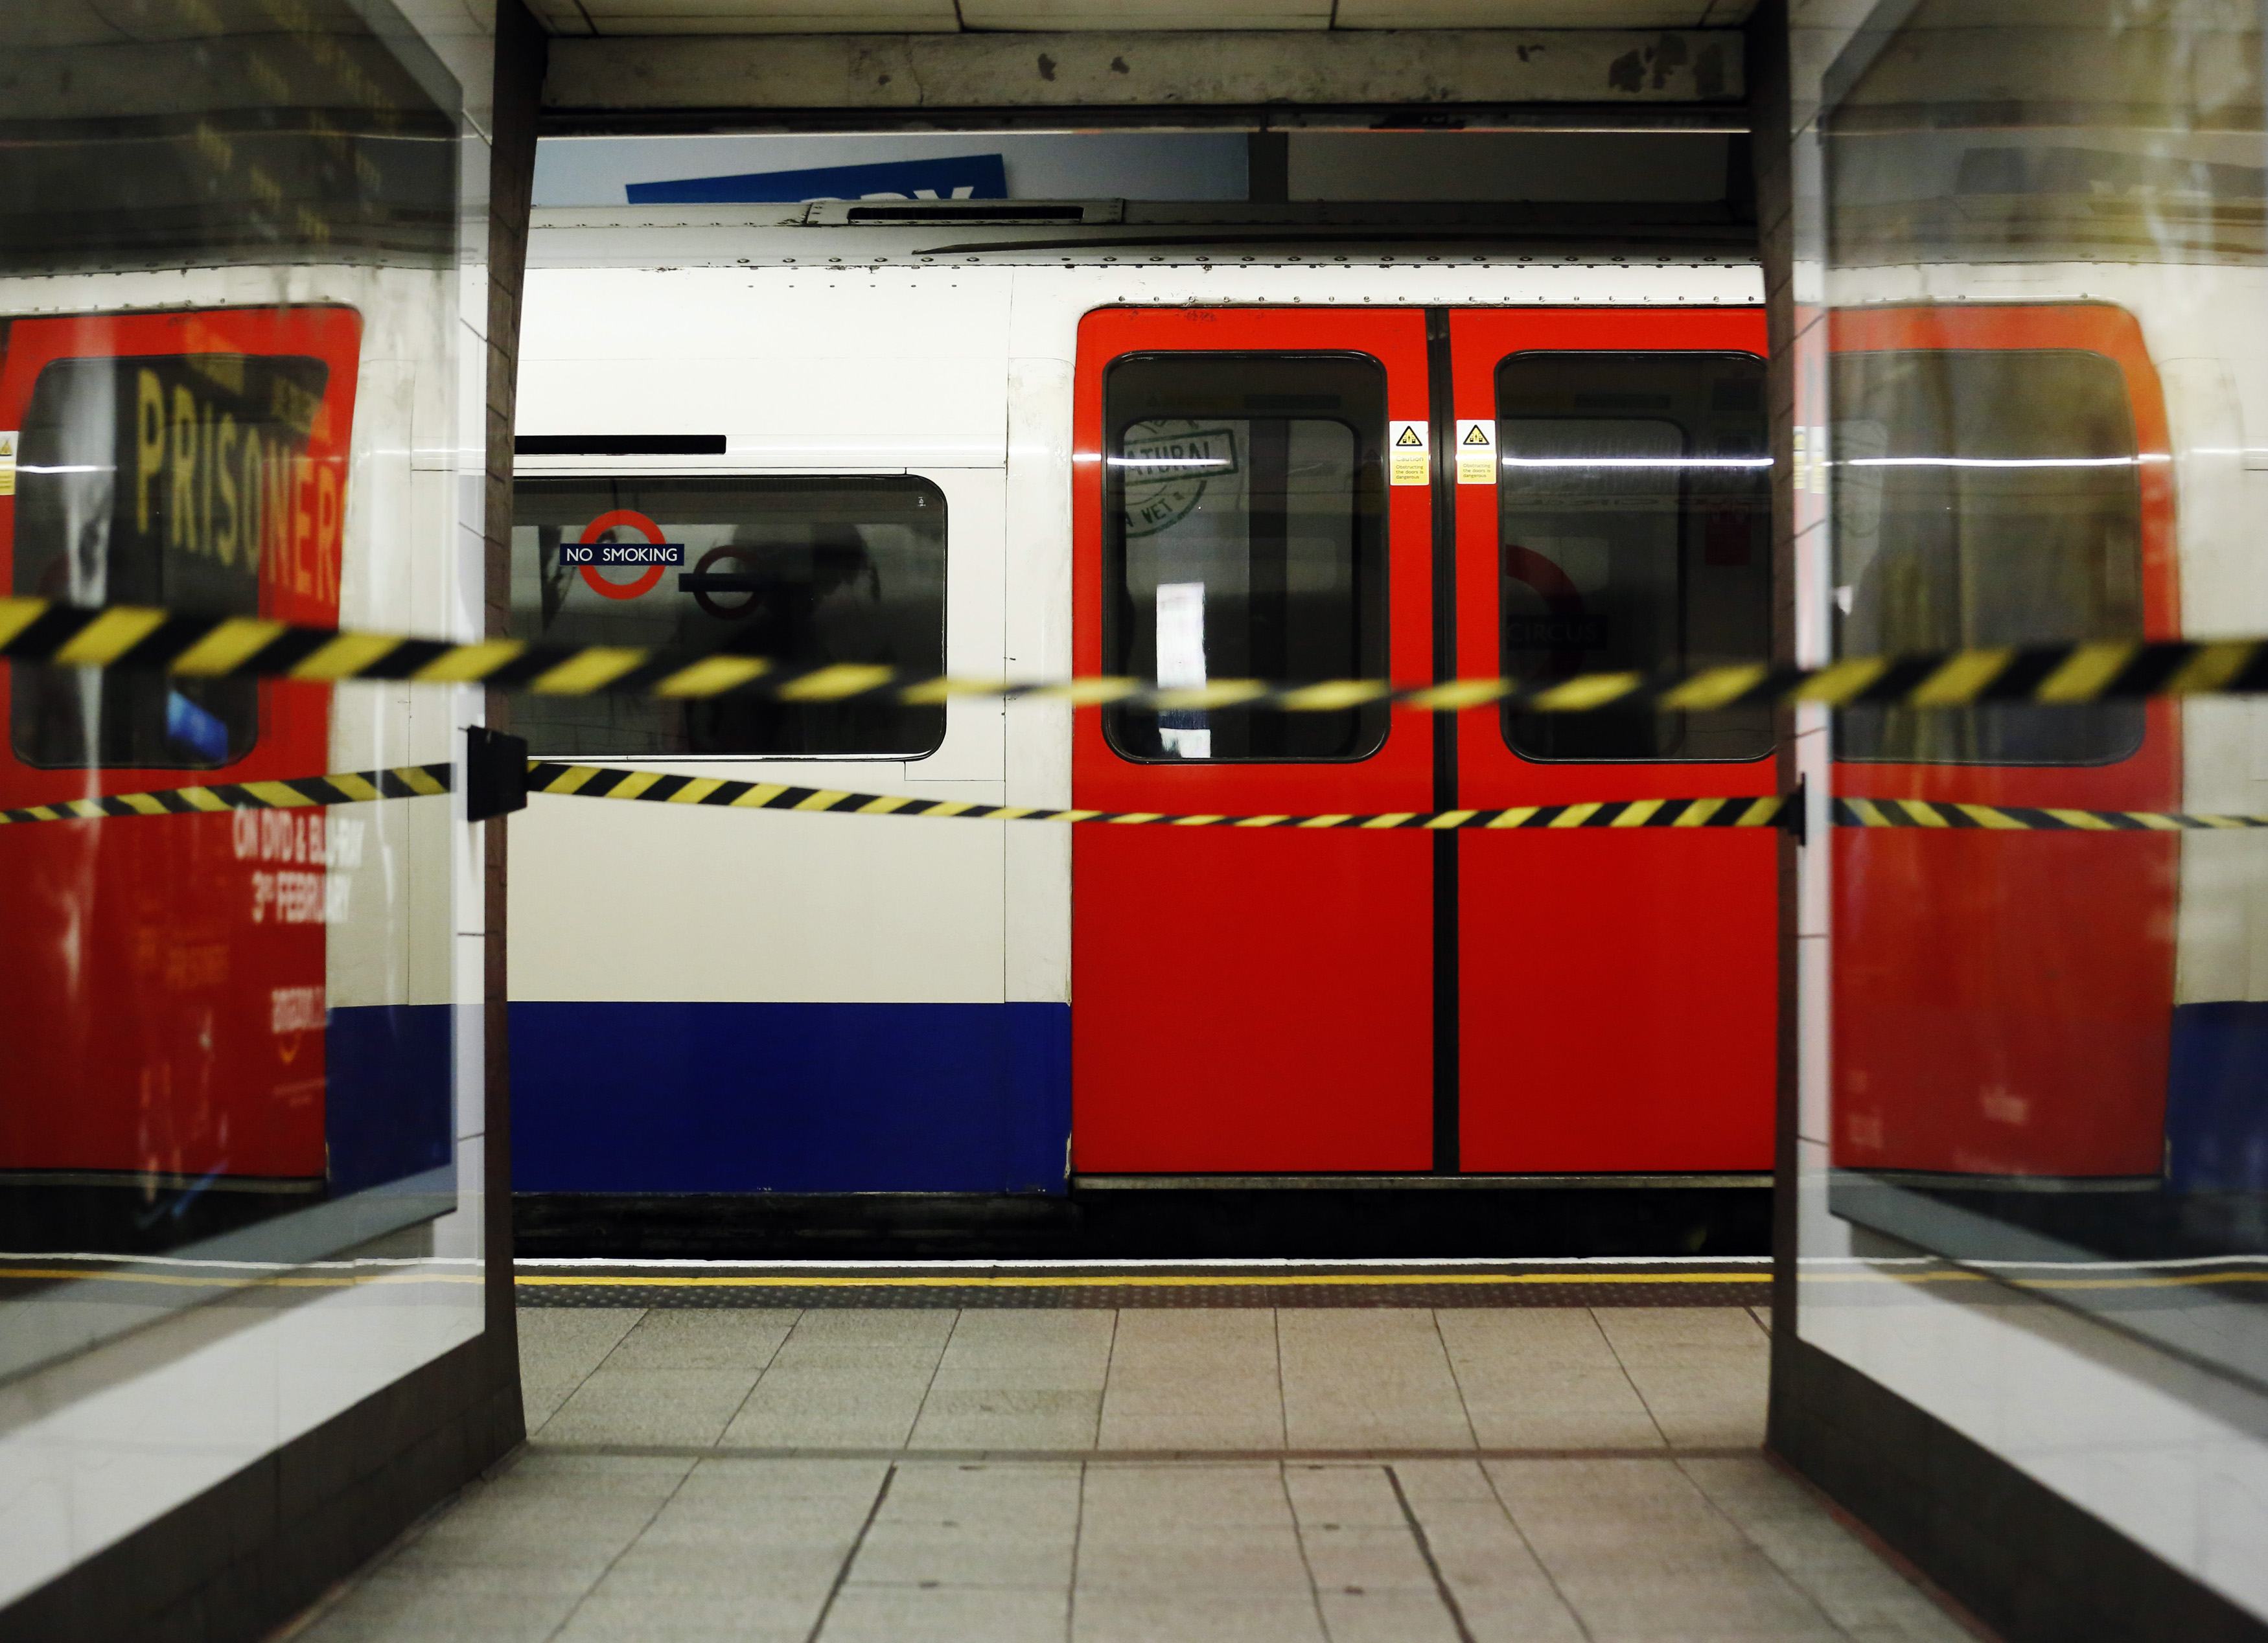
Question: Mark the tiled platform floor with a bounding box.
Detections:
[291,1305,1974,1642]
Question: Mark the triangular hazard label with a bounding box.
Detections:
[1463,424,1490,446]
[1395,426,1423,448]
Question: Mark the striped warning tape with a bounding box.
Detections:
[526,763,1790,831]
[5,757,2265,838]
[0,763,452,827]
[1835,797,2268,832]
[4,593,2266,715]
[527,765,2268,834]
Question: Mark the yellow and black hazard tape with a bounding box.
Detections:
[1835,797,2268,832]
[6,593,2268,717]
[526,764,1790,831]
[527,764,2268,836]
[10,755,2268,837]
[0,763,452,827]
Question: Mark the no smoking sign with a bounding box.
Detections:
[562,509,684,600]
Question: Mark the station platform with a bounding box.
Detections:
[283,1263,1976,1642]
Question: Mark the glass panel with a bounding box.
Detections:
[0,315,459,1377]
[0,0,469,1494]
[1817,0,2268,1401]
[510,476,947,758]
[1833,349,2146,765]
[1497,352,1772,763]
[1102,352,1387,762]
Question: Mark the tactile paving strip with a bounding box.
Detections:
[511,1265,1774,1309]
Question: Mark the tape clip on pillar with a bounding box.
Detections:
[465,724,529,823]
[1782,776,1809,848]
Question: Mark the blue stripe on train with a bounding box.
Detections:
[2166,1000,2268,1193]
[508,1001,1073,1195]
[326,1004,454,1194]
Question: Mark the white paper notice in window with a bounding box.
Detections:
[1154,579,1211,759]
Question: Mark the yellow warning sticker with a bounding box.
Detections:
[1389,420,1428,487]
[1455,420,1495,485]
[0,432,15,498]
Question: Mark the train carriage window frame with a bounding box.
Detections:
[1100,350,1391,764]
[1494,349,1775,765]
[509,474,949,761]
[1829,345,2148,768]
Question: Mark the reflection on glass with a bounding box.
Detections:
[1497,352,1772,763]
[511,476,947,758]
[1820,0,2268,1392]
[1834,349,2146,764]
[1102,353,1387,762]
[12,352,331,769]
[0,0,463,1383]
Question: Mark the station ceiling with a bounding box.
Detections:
[525,0,1756,38]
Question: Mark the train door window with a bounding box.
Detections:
[509,475,946,758]
[1496,352,1772,763]
[1101,352,1388,762]
[9,353,332,770]
[1831,349,2144,764]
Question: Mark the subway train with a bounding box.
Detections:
[0,261,468,1253]
[5,201,2254,1251]
[503,201,1778,1227]
[505,201,2268,1245]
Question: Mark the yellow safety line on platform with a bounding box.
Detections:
[512,1270,2268,1291]
[0,1267,480,1289]
[6,1267,2261,1293]
[507,1272,1768,1289]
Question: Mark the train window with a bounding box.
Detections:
[509,476,947,759]
[1831,349,2145,765]
[1102,352,1389,762]
[9,352,331,770]
[1497,352,1772,763]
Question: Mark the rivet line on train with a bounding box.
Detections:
[9,593,2268,716]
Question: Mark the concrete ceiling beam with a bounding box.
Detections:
[543,27,1744,118]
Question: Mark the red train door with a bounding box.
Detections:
[1828,303,2179,1178]
[1070,308,1436,1172]
[1447,308,1779,1172]
[0,304,360,1190]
